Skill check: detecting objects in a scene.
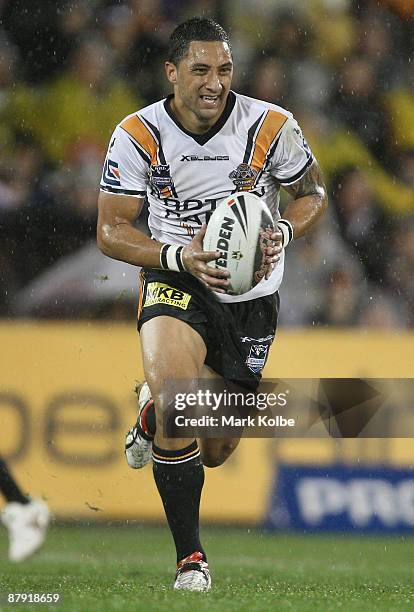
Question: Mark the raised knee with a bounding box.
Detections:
[202,453,224,468]
[201,442,237,468]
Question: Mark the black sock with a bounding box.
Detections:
[152,441,206,564]
[0,458,29,504]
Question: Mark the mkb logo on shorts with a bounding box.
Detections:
[144,282,191,310]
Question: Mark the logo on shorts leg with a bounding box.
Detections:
[246,344,269,373]
[143,282,191,310]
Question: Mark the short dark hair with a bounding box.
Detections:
[167,17,231,65]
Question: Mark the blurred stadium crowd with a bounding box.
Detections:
[0,0,413,326]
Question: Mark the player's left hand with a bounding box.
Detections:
[264,229,283,280]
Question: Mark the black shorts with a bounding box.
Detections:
[137,268,280,390]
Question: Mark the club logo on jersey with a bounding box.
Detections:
[229,163,257,191]
[246,344,269,374]
[103,159,121,187]
[149,164,175,198]
[143,282,191,310]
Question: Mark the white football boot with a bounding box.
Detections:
[174,552,211,592]
[124,382,154,469]
[1,498,50,562]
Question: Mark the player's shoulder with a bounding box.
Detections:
[234,91,294,121]
[115,99,165,134]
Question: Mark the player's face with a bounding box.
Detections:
[165,41,233,132]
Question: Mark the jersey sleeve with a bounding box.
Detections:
[100,124,149,196]
[268,117,314,186]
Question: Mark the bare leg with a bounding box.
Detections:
[140,316,207,564]
[197,365,242,467]
[140,316,206,449]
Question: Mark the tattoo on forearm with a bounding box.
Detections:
[283,160,327,200]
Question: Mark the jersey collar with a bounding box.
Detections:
[163,91,236,146]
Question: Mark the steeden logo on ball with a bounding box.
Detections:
[204,192,274,295]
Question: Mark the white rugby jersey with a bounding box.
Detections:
[100,91,313,303]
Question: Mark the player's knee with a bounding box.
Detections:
[202,455,224,468]
[201,441,238,468]
[143,376,164,412]
[150,392,169,422]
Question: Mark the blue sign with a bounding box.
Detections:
[265,464,414,533]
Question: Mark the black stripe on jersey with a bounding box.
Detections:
[100,186,146,196]
[140,116,179,198]
[232,198,248,238]
[253,132,283,188]
[128,137,151,165]
[140,116,160,143]
[243,113,265,165]
[249,134,281,187]
[169,185,179,198]
[119,129,151,165]
[141,117,162,152]
[140,116,166,166]
[264,133,282,172]
[277,155,314,185]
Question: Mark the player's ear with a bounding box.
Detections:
[165,61,177,85]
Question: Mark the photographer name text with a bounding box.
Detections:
[174,415,296,428]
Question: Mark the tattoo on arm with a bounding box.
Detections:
[283,160,327,200]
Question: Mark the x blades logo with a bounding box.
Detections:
[180,155,230,161]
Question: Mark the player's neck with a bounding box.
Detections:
[169,97,223,135]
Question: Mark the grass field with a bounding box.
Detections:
[0,525,413,611]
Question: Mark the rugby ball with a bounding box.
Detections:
[204,192,274,295]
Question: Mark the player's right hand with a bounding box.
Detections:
[182,224,230,294]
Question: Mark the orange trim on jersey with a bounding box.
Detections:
[120,115,158,165]
[161,187,173,199]
[251,111,287,173]
[137,271,145,320]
